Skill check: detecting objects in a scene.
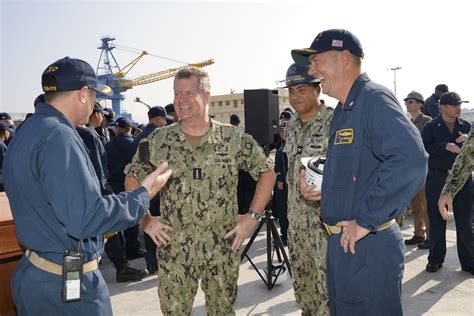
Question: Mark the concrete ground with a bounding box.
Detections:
[102,213,473,316]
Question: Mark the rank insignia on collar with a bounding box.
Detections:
[344,101,355,110]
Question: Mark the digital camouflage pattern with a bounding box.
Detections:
[125,119,273,316]
[442,129,474,197]
[283,106,333,229]
[288,227,329,315]
[283,105,333,315]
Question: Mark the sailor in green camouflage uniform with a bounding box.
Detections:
[283,63,333,315]
[125,67,275,315]
[439,129,474,216]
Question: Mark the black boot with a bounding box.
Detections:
[116,263,148,283]
[404,235,425,245]
[146,264,158,275]
[418,239,431,249]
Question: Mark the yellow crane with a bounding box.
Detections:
[120,59,214,88]
[96,37,214,116]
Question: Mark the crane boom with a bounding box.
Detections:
[120,59,214,88]
[114,51,148,78]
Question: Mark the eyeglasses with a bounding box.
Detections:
[405,100,418,105]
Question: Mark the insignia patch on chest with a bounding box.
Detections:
[334,128,354,145]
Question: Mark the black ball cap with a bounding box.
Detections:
[439,92,469,106]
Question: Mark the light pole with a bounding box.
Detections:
[389,66,402,97]
[276,80,285,89]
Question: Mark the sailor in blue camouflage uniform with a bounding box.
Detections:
[2,57,172,315]
[293,29,428,315]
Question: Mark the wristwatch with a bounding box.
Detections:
[247,209,264,221]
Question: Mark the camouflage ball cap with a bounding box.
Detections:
[41,57,113,96]
[291,29,364,65]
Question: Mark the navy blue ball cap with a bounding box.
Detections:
[435,84,449,94]
[0,112,12,120]
[230,114,240,124]
[148,106,167,118]
[291,29,364,65]
[41,57,113,97]
[280,110,292,120]
[103,107,115,123]
[93,102,109,115]
[115,117,133,128]
[34,93,45,106]
[165,117,174,125]
[439,91,469,106]
[285,63,320,88]
[164,103,175,114]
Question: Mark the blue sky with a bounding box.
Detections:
[1,0,473,123]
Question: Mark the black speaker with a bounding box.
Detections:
[244,89,279,145]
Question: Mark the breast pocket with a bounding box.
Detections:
[306,133,326,156]
[328,143,355,189]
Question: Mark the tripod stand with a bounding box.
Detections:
[240,209,292,290]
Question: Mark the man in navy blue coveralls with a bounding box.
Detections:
[292,29,428,315]
[421,91,473,273]
[77,103,148,282]
[106,116,146,260]
[131,105,168,273]
[3,57,172,315]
